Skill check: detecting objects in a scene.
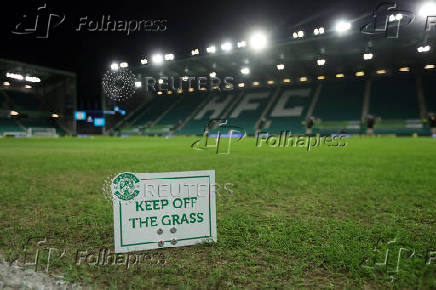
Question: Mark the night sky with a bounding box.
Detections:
[0,0,421,109]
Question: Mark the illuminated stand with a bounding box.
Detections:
[75,106,126,134]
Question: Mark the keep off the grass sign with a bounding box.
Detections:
[112,170,217,253]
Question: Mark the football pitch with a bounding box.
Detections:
[0,136,435,288]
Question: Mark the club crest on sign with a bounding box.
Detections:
[112,172,140,201]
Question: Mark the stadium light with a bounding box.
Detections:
[25,76,41,83]
[209,72,217,78]
[237,41,247,48]
[206,45,216,54]
[164,54,175,61]
[399,67,410,72]
[317,59,326,66]
[292,32,298,38]
[376,69,387,75]
[419,2,436,17]
[336,73,345,78]
[119,62,128,68]
[335,20,352,33]
[299,77,308,82]
[283,78,291,83]
[425,64,435,69]
[152,54,164,65]
[355,71,365,77]
[140,58,148,65]
[238,82,245,88]
[24,85,32,89]
[189,88,195,92]
[158,79,164,84]
[363,53,374,60]
[110,63,119,71]
[267,80,275,85]
[314,27,325,35]
[191,48,200,56]
[135,81,142,88]
[51,113,59,118]
[167,90,173,94]
[417,45,431,53]
[317,76,325,80]
[6,72,24,80]
[157,91,163,95]
[182,76,189,81]
[252,81,260,86]
[200,87,207,91]
[177,89,183,94]
[3,81,10,86]
[10,110,19,116]
[276,64,285,70]
[297,30,304,38]
[249,32,267,51]
[389,13,403,21]
[241,67,250,75]
[221,42,233,51]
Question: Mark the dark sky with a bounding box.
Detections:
[0,0,419,109]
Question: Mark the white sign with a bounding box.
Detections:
[112,170,216,253]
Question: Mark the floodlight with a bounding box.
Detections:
[158,79,164,84]
[167,90,173,94]
[283,78,291,83]
[425,64,435,69]
[3,81,10,86]
[249,32,267,50]
[10,111,19,116]
[157,91,163,95]
[399,67,410,72]
[209,72,216,78]
[317,76,325,80]
[164,54,175,61]
[221,42,233,51]
[419,2,436,17]
[6,72,24,80]
[140,58,148,64]
[252,81,260,86]
[336,73,345,78]
[319,27,325,34]
[24,84,32,88]
[314,28,319,35]
[299,77,308,82]
[335,20,351,32]
[177,89,183,93]
[297,30,304,38]
[237,41,247,48]
[25,76,41,83]
[292,32,298,38]
[191,48,200,55]
[417,45,431,53]
[355,71,365,77]
[51,113,59,118]
[267,80,275,85]
[376,69,387,74]
[238,82,245,88]
[276,64,285,70]
[110,63,119,71]
[135,81,142,88]
[189,88,195,92]
[241,67,250,75]
[317,59,326,66]
[120,62,128,68]
[363,53,374,60]
[206,45,216,54]
[152,54,164,64]
[182,76,189,81]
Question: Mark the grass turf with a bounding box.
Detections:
[0,136,435,288]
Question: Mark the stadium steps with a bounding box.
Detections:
[114,96,153,129]
[0,118,25,134]
[422,72,436,113]
[176,92,213,132]
[6,90,40,110]
[361,80,372,121]
[178,91,236,135]
[151,94,185,126]
[255,86,282,131]
[228,88,273,135]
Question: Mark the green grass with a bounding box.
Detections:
[0,136,435,288]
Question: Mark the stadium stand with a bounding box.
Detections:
[422,73,436,113]
[265,85,313,134]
